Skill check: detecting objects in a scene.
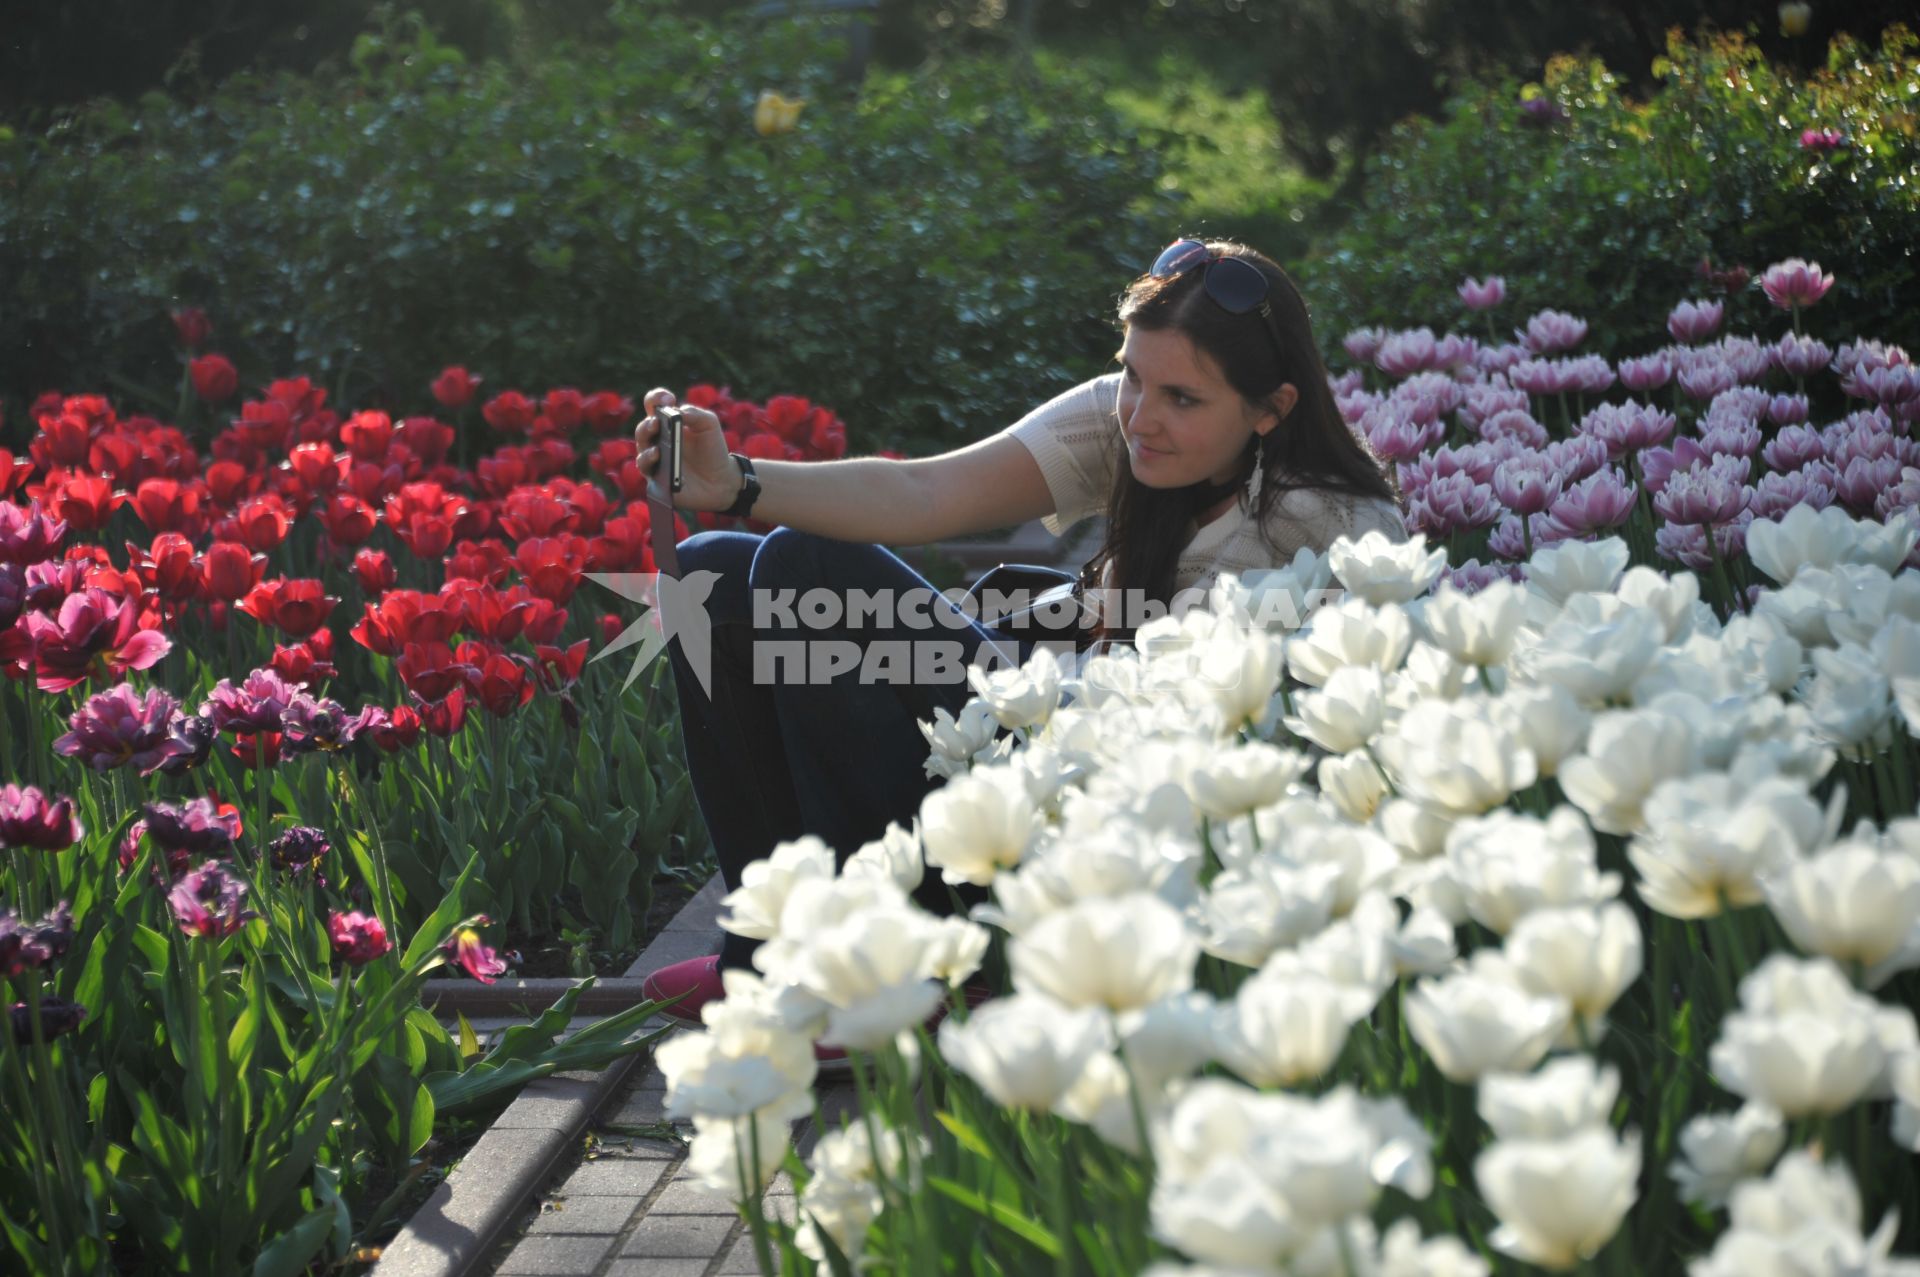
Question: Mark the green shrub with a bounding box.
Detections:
[1302,24,1920,358]
[0,1,1178,454]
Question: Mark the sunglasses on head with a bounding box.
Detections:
[1149,238,1289,374]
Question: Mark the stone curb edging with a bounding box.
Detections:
[371,876,723,1277]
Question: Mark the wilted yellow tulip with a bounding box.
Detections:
[1778,2,1811,36]
[754,90,805,136]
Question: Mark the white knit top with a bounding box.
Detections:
[1004,373,1408,603]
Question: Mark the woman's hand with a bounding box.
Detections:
[635,388,743,513]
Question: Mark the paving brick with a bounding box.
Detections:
[562,1155,672,1197]
[602,1261,712,1277]
[592,1135,685,1160]
[494,1233,616,1275]
[523,1193,642,1235]
[714,1233,772,1275]
[647,1175,741,1215]
[619,1213,739,1258]
[605,1086,671,1126]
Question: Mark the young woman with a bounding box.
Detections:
[634,237,1404,1025]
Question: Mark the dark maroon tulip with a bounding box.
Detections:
[168,862,255,940]
[142,798,243,855]
[206,668,298,735]
[11,996,88,1045]
[0,500,67,567]
[0,784,85,850]
[53,684,180,773]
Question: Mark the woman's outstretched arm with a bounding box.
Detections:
[635,386,1059,546]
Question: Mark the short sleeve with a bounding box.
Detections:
[1004,373,1123,536]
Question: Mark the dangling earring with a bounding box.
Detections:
[1243,432,1266,511]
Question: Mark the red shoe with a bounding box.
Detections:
[641,954,853,1077]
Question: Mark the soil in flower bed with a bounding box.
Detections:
[496,871,710,980]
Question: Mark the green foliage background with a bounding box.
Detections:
[0,3,1178,454]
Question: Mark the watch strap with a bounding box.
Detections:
[722,452,761,519]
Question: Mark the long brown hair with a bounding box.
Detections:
[1080,239,1394,648]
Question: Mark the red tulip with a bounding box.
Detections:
[431,366,481,410]
[190,354,239,403]
[396,641,478,702]
[443,538,513,586]
[497,487,578,541]
[583,390,634,435]
[469,648,535,717]
[170,307,213,350]
[286,441,343,496]
[35,411,96,469]
[415,687,469,738]
[238,578,339,640]
[199,541,267,603]
[513,535,588,605]
[129,478,207,537]
[351,590,462,655]
[318,493,378,548]
[0,449,32,499]
[533,639,589,692]
[396,415,454,465]
[353,548,396,596]
[367,704,422,751]
[481,390,537,434]
[128,532,201,602]
[339,410,396,462]
[542,388,586,432]
[43,474,125,534]
[232,495,294,553]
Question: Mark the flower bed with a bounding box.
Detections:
[654,269,1920,1273]
[0,346,853,1269]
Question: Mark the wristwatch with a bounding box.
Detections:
[721,452,761,519]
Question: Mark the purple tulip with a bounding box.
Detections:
[1343,327,1388,365]
[280,694,380,758]
[1476,343,1533,376]
[20,588,172,693]
[1507,359,1576,396]
[10,997,87,1047]
[1411,472,1502,535]
[1519,97,1569,126]
[153,710,216,777]
[328,911,392,966]
[1362,409,1446,462]
[1480,408,1548,449]
[1579,402,1676,458]
[1668,299,1724,344]
[1876,467,1920,522]
[53,684,181,773]
[1841,362,1920,408]
[1459,276,1507,311]
[1751,468,1837,519]
[1761,259,1835,310]
[1459,383,1531,430]
[0,785,85,851]
[1329,369,1367,397]
[1700,418,1764,460]
[1518,309,1588,355]
[1544,435,1611,484]
[168,862,256,941]
[1675,359,1740,402]
[1487,513,1548,560]
[1376,329,1444,379]
[1834,455,1902,516]
[1657,515,1751,572]
[1545,469,1639,536]
[1824,409,1901,469]
[1653,465,1752,526]
[1617,353,1674,392]
[1762,425,1826,472]
[206,668,298,735]
[1718,337,1775,384]
[1832,339,1910,383]
[269,826,331,881]
[1336,387,1380,426]
[1800,128,1847,152]
[1493,454,1564,515]
[1772,334,1835,379]
[142,798,242,855]
[1441,559,1525,593]
[0,562,22,630]
[0,902,74,976]
[1767,394,1810,426]
[0,501,68,568]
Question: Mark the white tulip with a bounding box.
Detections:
[718,835,837,940]
[937,992,1112,1110]
[967,643,1063,729]
[1117,990,1219,1092]
[1319,748,1389,822]
[1804,642,1895,749]
[1404,966,1570,1083]
[1892,1050,1920,1152]
[754,874,905,976]
[1709,955,1889,1117]
[1689,1150,1914,1277]
[1506,903,1644,1042]
[1212,970,1373,1087]
[1221,548,1336,636]
[1198,858,1342,967]
[1055,1050,1157,1156]
[655,1002,818,1119]
[1489,682,1591,776]
[1478,1055,1620,1141]
[1287,596,1413,688]
[1190,627,1287,732]
[1525,536,1631,606]
[1616,565,1709,642]
[682,1107,800,1200]
[1009,891,1198,1012]
[1416,578,1527,666]
[1187,740,1312,819]
[1746,503,1866,585]
[1446,806,1620,934]
[1558,704,1700,834]
[1716,612,1805,696]
[1377,796,1458,860]
[842,819,925,893]
[917,698,1002,776]
[1285,664,1385,754]
[1389,905,1458,976]
[1376,1218,1492,1277]
[1518,603,1666,706]
[1476,1127,1640,1270]
[1763,842,1920,985]
[1373,697,1537,815]
[1629,773,1826,919]
[1327,528,1448,605]
[1668,1102,1786,1208]
[920,762,1041,886]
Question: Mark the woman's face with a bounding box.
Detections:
[1116,325,1281,489]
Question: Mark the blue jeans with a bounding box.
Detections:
[663,527,1040,970]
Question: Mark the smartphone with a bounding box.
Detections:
[655,406,684,494]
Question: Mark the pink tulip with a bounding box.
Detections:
[1875,467,1920,522]
[1441,559,1525,593]
[1841,362,1920,408]
[445,927,508,983]
[1750,469,1837,520]
[1831,339,1910,383]
[1762,425,1826,472]
[168,863,256,941]
[0,501,68,567]
[1654,465,1752,526]
[1675,359,1740,402]
[1799,128,1847,152]
[1493,454,1564,515]
[1771,333,1834,378]
[19,588,171,692]
[1544,435,1610,484]
[1822,409,1901,470]
[1413,472,1502,535]
[1362,410,1446,462]
[1459,383,1531,430]
[1518,309,1588,355]
[1375,329,1443,379]
[1487,513,1546,560]
[53,684,181,773]
[1545,469,1639,536]
[329,911,393,966]
[1481,408,1548,449]
[1343,328,1388,365]
[1833,455,1901,515]
[1760,258,1835,310]
[206,668,299,735]
[1766,394,1809,426]
[1656,515,1750,572]
[1700,418,1764,460]
[1476,343,1532,376]
[1617,353,1674,392]
[1578,402,1675,458]
[1667,299,1724,344]
[1458,276,1507,311]
[143,798,243,855]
